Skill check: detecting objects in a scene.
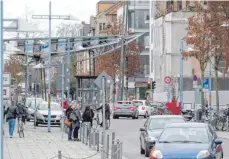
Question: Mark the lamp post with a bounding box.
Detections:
[32,1,78,132]
[0,2,3,158]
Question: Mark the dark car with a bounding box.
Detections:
[113,101,139,119]
[151,123,223,159]
[140,115,186,157]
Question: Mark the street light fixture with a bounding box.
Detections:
[32,1,79,132]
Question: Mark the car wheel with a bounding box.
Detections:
[132,116,136,119]
[144,112,148,118]
[145,145,149,157]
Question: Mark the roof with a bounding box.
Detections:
[96,1,122,18]
[98,0,118,4]
[149,115,184,119]
[167,122,207,128]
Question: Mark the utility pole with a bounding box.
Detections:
[119,0,127,100]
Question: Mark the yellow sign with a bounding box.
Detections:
[48,94,51,108]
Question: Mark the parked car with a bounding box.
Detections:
[34,101,63,126]
[133,100,151,118]
[26,98,43,121]
[140,115,186,157]
[113,101,138,119]
[149,102,164,114]
[151,123,223,159]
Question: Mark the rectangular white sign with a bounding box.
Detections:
[3,87,10,99]
[3,73,11,86]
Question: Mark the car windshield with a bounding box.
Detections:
[158,127,209,143]
[38,103,61,110]
[148,118,185,130]
[133,101,143,106]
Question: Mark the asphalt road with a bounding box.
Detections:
[108,117,229,159]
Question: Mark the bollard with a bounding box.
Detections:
[111,142,117,159]
[111,132,115,145]
[106,134,110,159]
[92,130,96,150]
[100,145,104,159]
[85,124,88,145]
[116,138,120,159]
[58,150,62,159]
[101,131,104,145]
[79,122,82,141]
[89,130,92,148]
[96,131,100,152]
[82,123,85,143]
[120,141,123,159]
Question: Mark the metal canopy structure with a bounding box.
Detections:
[6,33,145,61]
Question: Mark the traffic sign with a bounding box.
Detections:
[203,78,209,89]
[94,71,113,89]
[164,76,172,84]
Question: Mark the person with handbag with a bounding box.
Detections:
[65,103,74,141]
[69,101,81,141]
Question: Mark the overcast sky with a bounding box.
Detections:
[4,0,100,35]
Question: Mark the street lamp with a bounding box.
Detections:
[32,1,79,132]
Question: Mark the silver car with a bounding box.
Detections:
[112,101,139,119]
[26,98,43,121]
[34,101,63,126]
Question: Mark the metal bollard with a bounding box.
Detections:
[82,123,85,143]
[100,145,104,159]
[58,150,62,159]
[120,141,123,159]
[92,130,96,150]
[96,131,100,152]
[106,134,110,159]
[85,124,88,145]
[79,122,82,141]
[116,138,120,159]
[89,130,92,148]
[101,131,104,145]
[112,132,115,145]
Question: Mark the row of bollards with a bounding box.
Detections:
[79,122,124,159]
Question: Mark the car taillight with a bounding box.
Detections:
[129,106,135,111]
[114,106,119,110]
[142,106,145,110]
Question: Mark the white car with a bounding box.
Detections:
[133,100,151,118]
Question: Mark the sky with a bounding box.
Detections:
[4,0,100,36]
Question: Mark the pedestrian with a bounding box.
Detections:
[82,105,94,127]
[69,101,81,141]
[66,102,74,141]
[96,103,111,128]
[4,101,19,138]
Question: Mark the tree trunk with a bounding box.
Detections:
[200,68,205,108]
[214,57,220,114]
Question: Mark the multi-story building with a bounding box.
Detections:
[150,1,229,107]
[117,0,150,100]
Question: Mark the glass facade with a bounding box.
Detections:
[129,10,149,29]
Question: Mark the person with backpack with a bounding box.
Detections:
[4,101,19,138]
[17,103,27,124]
[82,106,94,127]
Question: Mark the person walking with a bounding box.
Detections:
[66,102,74,141]
[69,101,81,141]
[4,101,19,138]
[96,103,111,128]
[82,106,94,126]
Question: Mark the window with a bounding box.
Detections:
[103,23,106,30]
[177,0,182,10]
[99,23,102,30]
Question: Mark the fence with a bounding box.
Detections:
[57,122,124,159]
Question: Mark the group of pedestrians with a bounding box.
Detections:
[4,101,27,138]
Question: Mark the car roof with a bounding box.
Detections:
[166,122,207,128]
[149,115,184,119]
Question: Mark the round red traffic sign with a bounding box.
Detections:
[164,76,172,84]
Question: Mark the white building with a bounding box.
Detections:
[150,5,229,107]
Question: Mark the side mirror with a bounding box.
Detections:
[140,128,146,131]
[215,139,223,145]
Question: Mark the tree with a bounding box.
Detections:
[205,1,229,113]
[95,22,141,79]
[4,55,25,85]
[183,2,212,107]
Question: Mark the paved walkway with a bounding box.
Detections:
[4,123,101,159]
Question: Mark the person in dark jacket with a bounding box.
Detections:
[82,106,94,126]
[66,103,73,141]
[96,103,111,127]
[4,103,19,138]
[17,103,27,123]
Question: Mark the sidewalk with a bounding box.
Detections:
[4,123,101,159]
[217,131,229,140]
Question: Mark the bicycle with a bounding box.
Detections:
[17,116,25,138]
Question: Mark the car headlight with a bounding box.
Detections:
[196,150,210,159]
[146,136,157,142]
[151,150,163,159]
